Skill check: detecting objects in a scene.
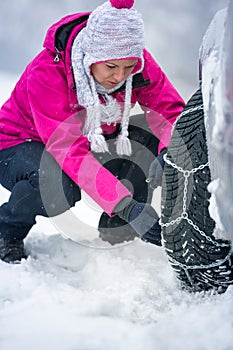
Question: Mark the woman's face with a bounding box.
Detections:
[91,59,138,89]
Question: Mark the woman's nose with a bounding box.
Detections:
[113,69,125,82]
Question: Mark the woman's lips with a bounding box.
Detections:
[107,81,118,86]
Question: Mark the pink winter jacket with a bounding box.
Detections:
[0,12,185,215]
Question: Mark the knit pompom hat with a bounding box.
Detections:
[71,0,145,155]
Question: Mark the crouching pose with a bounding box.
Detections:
[0,0,184,262]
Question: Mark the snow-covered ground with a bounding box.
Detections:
[0,73,233,350]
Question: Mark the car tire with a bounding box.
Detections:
[161,88,233,293]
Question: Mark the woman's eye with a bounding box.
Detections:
[106,65,115,69]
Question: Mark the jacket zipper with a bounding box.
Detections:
[54,47,62,63]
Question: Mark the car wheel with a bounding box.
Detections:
[161,88,233,293]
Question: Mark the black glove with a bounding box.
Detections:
[117,199,162,246]
[147,149,167,190]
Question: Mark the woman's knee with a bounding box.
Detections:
[24,147,81,213]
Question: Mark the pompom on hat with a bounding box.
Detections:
[71,0,145,155]
[109,0,134,9]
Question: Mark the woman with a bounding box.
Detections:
[0,0,185,262]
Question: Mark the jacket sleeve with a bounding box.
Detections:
[135,49,185,153]
[27,52,131,216]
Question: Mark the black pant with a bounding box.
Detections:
[0,114,159,240]
[0,142,81,240]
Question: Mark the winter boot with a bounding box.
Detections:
[0,238,27,263]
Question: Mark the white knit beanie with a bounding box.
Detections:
[71,0,145,155]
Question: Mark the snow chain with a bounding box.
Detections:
[161,154,232,273]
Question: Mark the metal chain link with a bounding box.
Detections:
[171,105,204,133]
[168,249,232,271]
[180,104,204,117]
[161,154,229,249]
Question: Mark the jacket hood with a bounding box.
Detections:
[43,12,90,54]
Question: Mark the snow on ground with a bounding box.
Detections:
[0,72,233,350]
